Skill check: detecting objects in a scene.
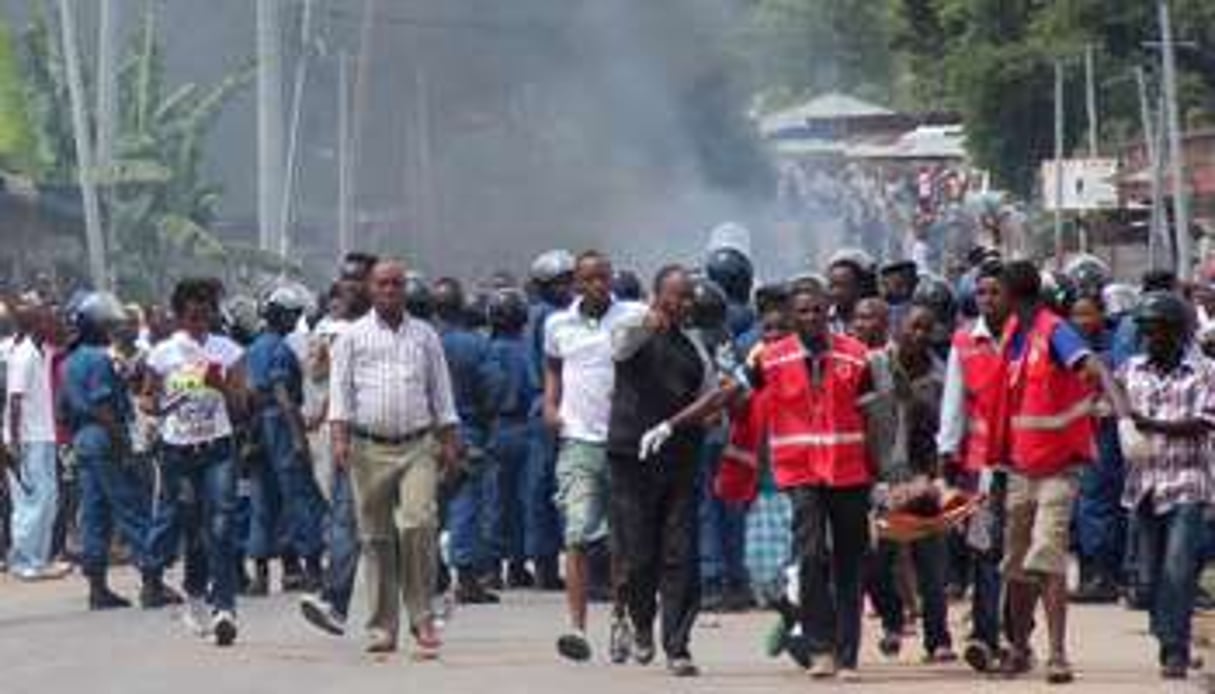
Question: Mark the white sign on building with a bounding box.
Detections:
[1041,158,1120,211]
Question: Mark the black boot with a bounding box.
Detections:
[88,574,131,611]
[455,570,501,605]
[507,560,535,589]
[535,555,564,591]
[302,555,324,593]
[282,553,307,592]
[140,575,184,609]
[248,559,270,597]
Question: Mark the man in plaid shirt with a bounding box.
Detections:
[1119,291,1215,681]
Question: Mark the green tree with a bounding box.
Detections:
[0,19,38,175]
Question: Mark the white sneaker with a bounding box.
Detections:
[182,597,212,638]
[212,610,238,647]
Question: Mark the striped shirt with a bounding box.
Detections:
[1119,350,1215,513]
[328,309,459,437]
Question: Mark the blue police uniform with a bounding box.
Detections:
[439,322,505,576]
[489,332,540,567]
[63,345,153,580]
[245,331,326,564]
[524,301,564,563]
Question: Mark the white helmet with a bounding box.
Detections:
[529,250,576,284]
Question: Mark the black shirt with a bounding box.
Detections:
[608,328,707,459]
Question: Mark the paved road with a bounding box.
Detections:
[0,567,1207,694]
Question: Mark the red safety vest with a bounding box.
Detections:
[953,322,1007,473]
[1003,309,1095,477]
[759,333,873,488]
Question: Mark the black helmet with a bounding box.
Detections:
[612,270,644,302]
[487,288,529,334]
[911,273,956,321]
[1135,290,1192,331]
[705,247,753,305]
[405,274,434,320]
[1041,270,1077,313]
[431,277,465,323]
[338,252,379,282]
[1064,254,1111,297]
[466,290,490,329]
[689,277,728,331]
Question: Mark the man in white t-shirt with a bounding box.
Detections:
[543,251,645,662]
[142,278,247,647]
[4,298,68,581]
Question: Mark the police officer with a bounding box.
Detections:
[63,292,182,610]
[524,250,576,590]
[487,288,541,588]
[245,285,328,594]
[433,277,506,603]
[700,248,756,611]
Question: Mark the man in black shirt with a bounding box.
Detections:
[607,265,714,677]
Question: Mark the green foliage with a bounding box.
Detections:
[0,19,38,175]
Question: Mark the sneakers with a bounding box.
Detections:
[1069,577,1119,604]
[212,610,238,647]
[455,576,501,605]
[1045,659,1074,685]
[808,653,837,679]
[667,656,700,677]
[140,579,184,609]
[634,629,656,665]
[556,631,592,662]
[506,561,535,589]
[299,594,346,636]
[608,616,633,664]
[182,596,213,638]
[924,646,958,664]
[837,667,861,682]
[412,620,443,661]
[14,562,72,582]
[365,629,398,654]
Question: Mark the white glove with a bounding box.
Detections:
[978,468,995,496]
[639,421,674,461]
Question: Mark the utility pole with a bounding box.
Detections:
[349,0,378,250]
[1159,0,1192,277]
[337,52,352,258]
[257,0,285,254]
[1136,67,1166,269]
[1084,44,1099,158]
[1053,59,1066,265]
[96,0,120,270]
[277,0,316,259]
[58,0,109,289]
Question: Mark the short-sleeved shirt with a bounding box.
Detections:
[146,331,244,446]
[63,345,132,450]
[544,298,645,443]
[4,337,56,444]
[246,332,304,408]
[1008,318,1091,369]
[1119,350,1215,513]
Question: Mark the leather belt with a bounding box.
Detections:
[352,427,429,447]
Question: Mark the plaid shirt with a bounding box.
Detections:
[1119,349,1215,513]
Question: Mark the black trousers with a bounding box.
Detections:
[609,448,700,658]
[789,484,871,669]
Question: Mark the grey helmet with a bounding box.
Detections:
[529,249,576,285]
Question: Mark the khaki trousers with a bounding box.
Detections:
[350,435,439,638]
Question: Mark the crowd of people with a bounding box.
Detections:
[3,239,1215,683]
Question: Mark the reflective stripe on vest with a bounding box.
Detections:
[722,444,758,467]
[770,431,866,448]
[1010,396,1093,431]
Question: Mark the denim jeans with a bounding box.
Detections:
[524,424,562,559]
[5,442,58,574]
[146,438,238,611]
[869,536,952,653]
[1074,419,1127,581]
[322,466,358,618]
[698,434,747,591]
[1135,500,1207,661]
[248,409,327,560]
[75,427,152,577]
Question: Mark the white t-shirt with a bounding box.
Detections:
[4,337,56,444]
[544,299,645,443]
[146,331,244,446]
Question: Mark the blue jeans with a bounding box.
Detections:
[1074,420,1126,580]
[525,423,562,559]
[5,442,58,574]
[146,438,239,610]
[75,427,152,578]
[495,419,532,562]
[322,467,358,618]
[1135,501,1207,661]
[247,410,327,560]
[868,536,952,653]
[697,435,747,590]
[447,426,501,571]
